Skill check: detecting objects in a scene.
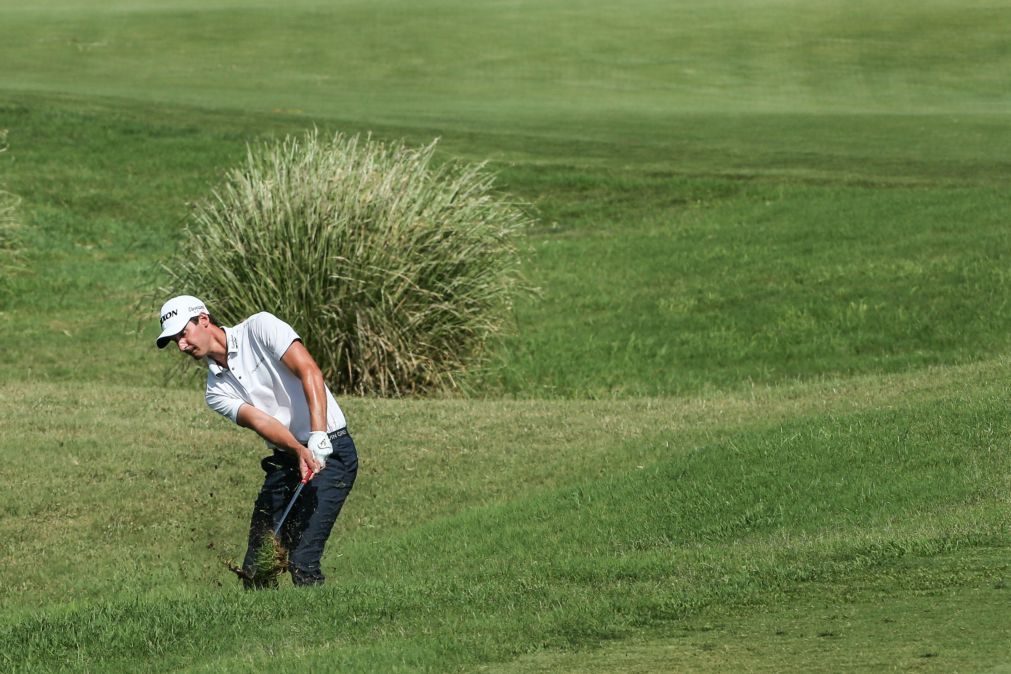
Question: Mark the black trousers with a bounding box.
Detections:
[242,428,358,586]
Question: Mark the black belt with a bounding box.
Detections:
[272,428,348,455]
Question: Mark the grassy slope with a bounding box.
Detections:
[1,0,1011,671]
[0,356,985,610]
[483,552,1011,673]
[3,99,1011,395]
[2,0,1011,394]
[2,358,1010,671]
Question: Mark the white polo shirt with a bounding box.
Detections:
[204,312,346,448]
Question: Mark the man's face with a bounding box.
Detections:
[172,314,209,359]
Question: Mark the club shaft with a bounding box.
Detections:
[273,480,307,537]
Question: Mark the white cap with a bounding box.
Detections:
[156,295,208,348]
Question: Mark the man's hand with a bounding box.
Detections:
[307,431,333,468]
[237,404,323,478]
[298,446,322,481]
[234,404,324,480]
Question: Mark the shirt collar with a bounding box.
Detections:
[207,325,240,376]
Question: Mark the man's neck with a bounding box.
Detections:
[207,325,229,369]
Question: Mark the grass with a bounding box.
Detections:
[2,358,1010,671]
[2,0,1009,122]
[1,0,1010,670]
[484,549,1011,672]
[2,98,1011,395]
[487,178,1011,395]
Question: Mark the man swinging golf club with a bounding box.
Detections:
[156,295,358,588]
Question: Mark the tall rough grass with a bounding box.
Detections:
[162,130,531,395]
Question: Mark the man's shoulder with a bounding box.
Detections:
[239,311,279,323]
[244,311,284,328]
[242,312,299,348]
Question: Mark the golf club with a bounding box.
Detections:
[273,469,314,537]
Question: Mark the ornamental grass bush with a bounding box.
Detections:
[162,130,531,395]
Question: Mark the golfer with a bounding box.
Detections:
[155,295,358,587]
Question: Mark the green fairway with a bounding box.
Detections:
[1,0,1010,670]
[3,0,1009,121]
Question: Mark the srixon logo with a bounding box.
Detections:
[160,309,179,326]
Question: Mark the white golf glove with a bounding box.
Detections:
[307,431,333,468]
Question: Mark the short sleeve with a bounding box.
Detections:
[205,387,243,423]
[247,312,301,360]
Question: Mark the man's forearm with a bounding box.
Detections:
[237,404,307,456]
[301,368,328,433]
[235,402,321,479]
